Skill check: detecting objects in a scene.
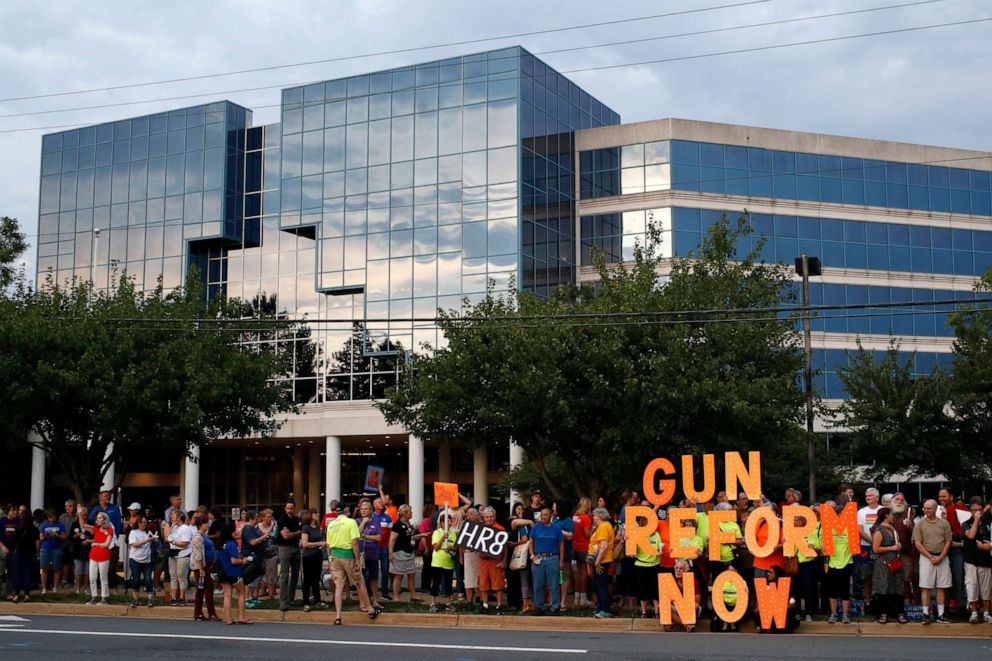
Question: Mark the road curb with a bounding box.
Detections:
[1,603,990,637]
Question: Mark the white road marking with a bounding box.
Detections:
[0,616,29,621]
[0,625,24,628]
[0,628,588,654]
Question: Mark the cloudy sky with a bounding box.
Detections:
[1,0,989,278]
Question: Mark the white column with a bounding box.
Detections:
[408,435,424,524]
[100,442,115,494]
[325,436,341,504]
[473,445,488,508]
[30,437,45,511]
[184,445,200,510]
[509,439,524,515]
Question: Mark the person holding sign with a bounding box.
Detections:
[430,511,459,613]
[633,515,663,619]
[528,507,564,615]
[477,507,507,614]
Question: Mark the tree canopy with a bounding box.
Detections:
[377,214,808,501]
[0,216,27,290]
[0,273,298,503]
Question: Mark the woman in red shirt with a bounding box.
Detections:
[78,504,114,605]
[571,498,593,608]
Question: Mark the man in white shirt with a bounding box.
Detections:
[855,487,882,601]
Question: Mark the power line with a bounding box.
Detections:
[0,0,944,122]
[0,0,772,104]
[18,151,992,243]
[3,14,988,136]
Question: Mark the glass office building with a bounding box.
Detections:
[28,51,992,515]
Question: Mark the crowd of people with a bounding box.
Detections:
[1,483,990,630]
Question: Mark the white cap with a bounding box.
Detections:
[128,502,142,510]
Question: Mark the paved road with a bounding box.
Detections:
[0,614,990,660]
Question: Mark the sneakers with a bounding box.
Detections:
[147,599,155,608]
[87,598,99,605]
[495,605,504,615]
[40,589,47,595]
[479,603,489,614]
[984,612,992,624]
[828,614,838,623]
[936,614,951,624]
[99,598,108,605]
[593,611,613,619]
[445,602,457,613]
[804,615,812,622]
[303,605,312,613]
[245,598,258,609]
[130,600,139,608]
[429,603,439,613]
[842,615,851,624]
[970,611,980,624]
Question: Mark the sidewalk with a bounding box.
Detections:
[1,602,990,638]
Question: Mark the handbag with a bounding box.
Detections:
[508,543,529,571]
[782,554,799,576]
[885,555,904,574]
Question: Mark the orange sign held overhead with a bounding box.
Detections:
[434,481,459,508]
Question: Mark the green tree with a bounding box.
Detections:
[0,216,27,289]
[948,272,992,458]
[0,273,297,503]
[833,343,959,483]
[377,214,807,501]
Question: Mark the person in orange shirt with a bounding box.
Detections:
[752,504,785,580]
[656,512,676,574]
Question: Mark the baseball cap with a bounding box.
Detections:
[128,502,141,510]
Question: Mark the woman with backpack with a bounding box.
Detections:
[190,515,219,621]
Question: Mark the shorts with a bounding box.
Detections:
[964,563,991,602]
[635,564,660,603]
[563,545,574,564]
[478,557,505,592]
[919,555,952,590]
[217,573,243,586]
[389,550,416,576]
[574,551,588,564]
[331,556,362,587]
[264,555,278,586]
[463,551,479,589]
[363,554,379,580]
[39,547,62,570]
[826,564,853,600]
[73,558,89,575]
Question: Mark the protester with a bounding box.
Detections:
[88,490,123,591]
[633,513,663,619]
[166,510,193,606]
[357,501,384,611]
[372,496,393,599]
[528,507,564,615]
[871,507,905,623]
[665,560,698,633]
[255,508,278,603]
[275,501,302,612]
[57,500,76,589]
[190,515,218,621]
[890,493,916,605]
[430,510,458,613]
[78,506,113,605]
[477,506,507,614]
[913,499,953,624]
[389,504,424,603]
[10,508,38,603]
[217,523,251,625]
[795,506,821,621]
[300,509,326,612]
[326,506,377,625]
[755,565,799,633]
[38,510,65,593]
[826,497,854,624]
[418,504,435,592]
[460,507,482,609]
[67,508,89,595]
[589,507,615,619]
[962,498,992,624]
[127,516,155,608]
[939,488,968,614]
[571,498,593,608]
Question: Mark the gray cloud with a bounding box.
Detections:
[1,0,988,281]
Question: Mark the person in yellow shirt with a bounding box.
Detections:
[632,517,664,619]
[794,505,822,622]
[825,497,854,624]
[589,508,615,619]
[325,509,375,625]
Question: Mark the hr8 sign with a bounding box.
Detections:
[455,520,509,557]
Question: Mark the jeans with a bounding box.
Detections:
[12,553,34,594]
[277,545,300,608]
[593,563,612,614]
[378,553,390,594]
[531,555,561,612]
[302,553,323,605]
[852,546,874,599]
[89,559,110,598]
[128,559,153,593]
[949,547,966,610]
[430,567,453,597]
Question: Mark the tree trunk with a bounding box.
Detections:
[533,453,564,501]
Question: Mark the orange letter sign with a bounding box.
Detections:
[744,506,780,558]
[707,509,738,562]
[668,508,698,559]
[624,506,659,557]
[658,572,696,626]
[724,451,761,501]
[820,501,858,557]
[782,505,817,558]
[754,576,792,630]
[643,458,676,507]
[681,454,715,503]
[711,570,748,624]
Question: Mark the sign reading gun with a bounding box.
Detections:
[455,520,509,558]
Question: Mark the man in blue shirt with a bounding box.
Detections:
[88,490,123,589]
[528,507,564,615]
[372,498,393,598]
[39,510,66,592]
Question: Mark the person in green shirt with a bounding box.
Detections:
[793,505,822,622]
[824,497,853,624]
[429,512,458,613]
[633,522,663,619]
[712,502,743,574]
[326,510,376,625]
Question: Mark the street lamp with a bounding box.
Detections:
[795,254,821,503]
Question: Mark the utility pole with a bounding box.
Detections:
[795,254,821,503]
